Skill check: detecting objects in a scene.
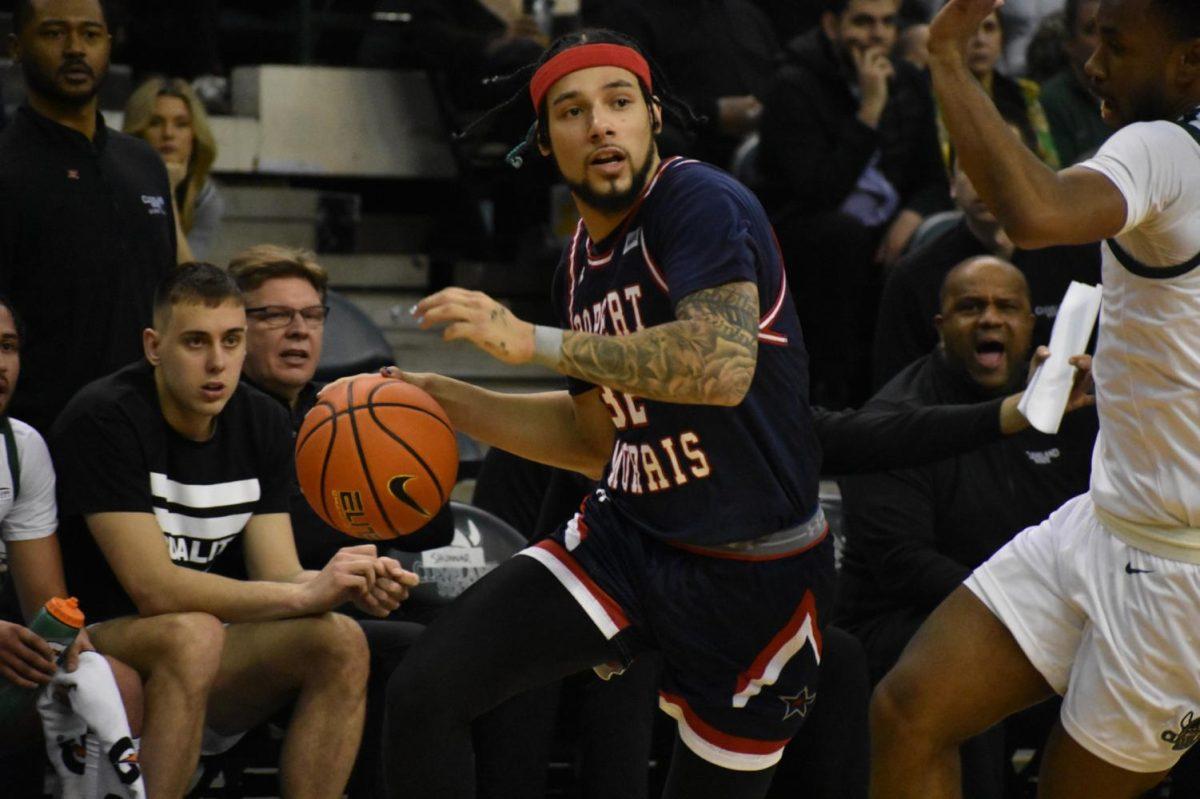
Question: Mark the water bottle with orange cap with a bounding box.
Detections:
[0,596,84,722]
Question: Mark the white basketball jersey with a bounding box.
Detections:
[1077,110,1200,562]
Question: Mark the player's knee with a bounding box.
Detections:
[149,612,225,696]
[870,664,951,748]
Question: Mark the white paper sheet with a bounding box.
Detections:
[1018,281,1102,434]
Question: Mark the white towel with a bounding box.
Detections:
[1018,282,1103,434]
[37,651,145,799]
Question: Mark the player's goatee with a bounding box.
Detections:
[564,144,656,214]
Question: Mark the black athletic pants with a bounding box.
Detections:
[383,554,777,799]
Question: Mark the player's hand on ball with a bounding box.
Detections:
[928,0,1003,59]
[414,288,535,365]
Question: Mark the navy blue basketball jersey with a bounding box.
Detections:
[551,157,822,546]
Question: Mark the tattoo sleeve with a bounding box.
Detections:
[558,281,760,406]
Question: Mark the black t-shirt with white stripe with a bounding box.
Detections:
[53,360,293,623]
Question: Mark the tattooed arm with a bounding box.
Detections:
[415,281,761,406]
[559,281,759,405]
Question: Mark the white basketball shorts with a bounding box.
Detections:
[965,493,1200,773]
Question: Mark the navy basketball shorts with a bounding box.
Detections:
[518,497,836,771]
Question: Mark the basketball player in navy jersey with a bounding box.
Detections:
[378,29,829,799]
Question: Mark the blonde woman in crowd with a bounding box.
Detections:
[123,77,224,261]
[937,9,1061,169]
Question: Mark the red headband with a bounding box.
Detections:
[529,43,653,111]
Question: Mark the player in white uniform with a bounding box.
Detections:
[0,298,86,694]
[869,0,1200,796]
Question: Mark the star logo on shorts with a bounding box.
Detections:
[780,687,816,721]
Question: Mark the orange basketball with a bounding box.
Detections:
[296,375,458,539]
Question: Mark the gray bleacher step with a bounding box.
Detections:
[453,260,549,296]
[321,254,430,291]
[336,290,424,331]
[221,185,322,218]
[207,185,323,267]
[356,213,438,254]
[337,290,540,333]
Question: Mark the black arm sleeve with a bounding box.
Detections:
[815,398,1005,475]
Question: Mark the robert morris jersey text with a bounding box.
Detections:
[552,157,822,547]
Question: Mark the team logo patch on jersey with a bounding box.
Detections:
[1162,711,1200,751]
[1024,448,1061,465]
[623,228,642,255]
[141,194,167,216]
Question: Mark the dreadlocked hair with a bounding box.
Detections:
[456,28,705,169]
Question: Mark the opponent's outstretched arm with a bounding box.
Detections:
[928,0,1126,248]
[414,281,759,407]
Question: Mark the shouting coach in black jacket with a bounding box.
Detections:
[837,256,1098,681]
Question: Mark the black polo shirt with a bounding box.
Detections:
[0,104,176,433]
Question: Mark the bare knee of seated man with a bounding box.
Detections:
[51,265,415,799]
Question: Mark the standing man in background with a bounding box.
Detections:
[0,0,180,433]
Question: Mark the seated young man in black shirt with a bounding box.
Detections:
[52,263,417,799]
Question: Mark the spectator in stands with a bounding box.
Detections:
[229,244,444,799]
[837,256,1096,797]
[0,0,183,434]
[582,0,779,167]
[995,0,1064,77]
[359,0,547,115]
[758,0,948,406]
[896,21,931,70]
[52,263,414,798]
[936,9,1060,167]
[0,295,141,793]
[873,125,1099,388]
[1039,0,1107,165]
[1022,10,1068,83]
[124,77,224,261]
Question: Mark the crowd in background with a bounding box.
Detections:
[0,0,1155,797]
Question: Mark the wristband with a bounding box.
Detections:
[532,325,564,368]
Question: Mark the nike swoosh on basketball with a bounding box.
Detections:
[1125,562,1155,575]
[388,475,431,517]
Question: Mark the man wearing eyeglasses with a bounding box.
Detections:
[229,244,330,422]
